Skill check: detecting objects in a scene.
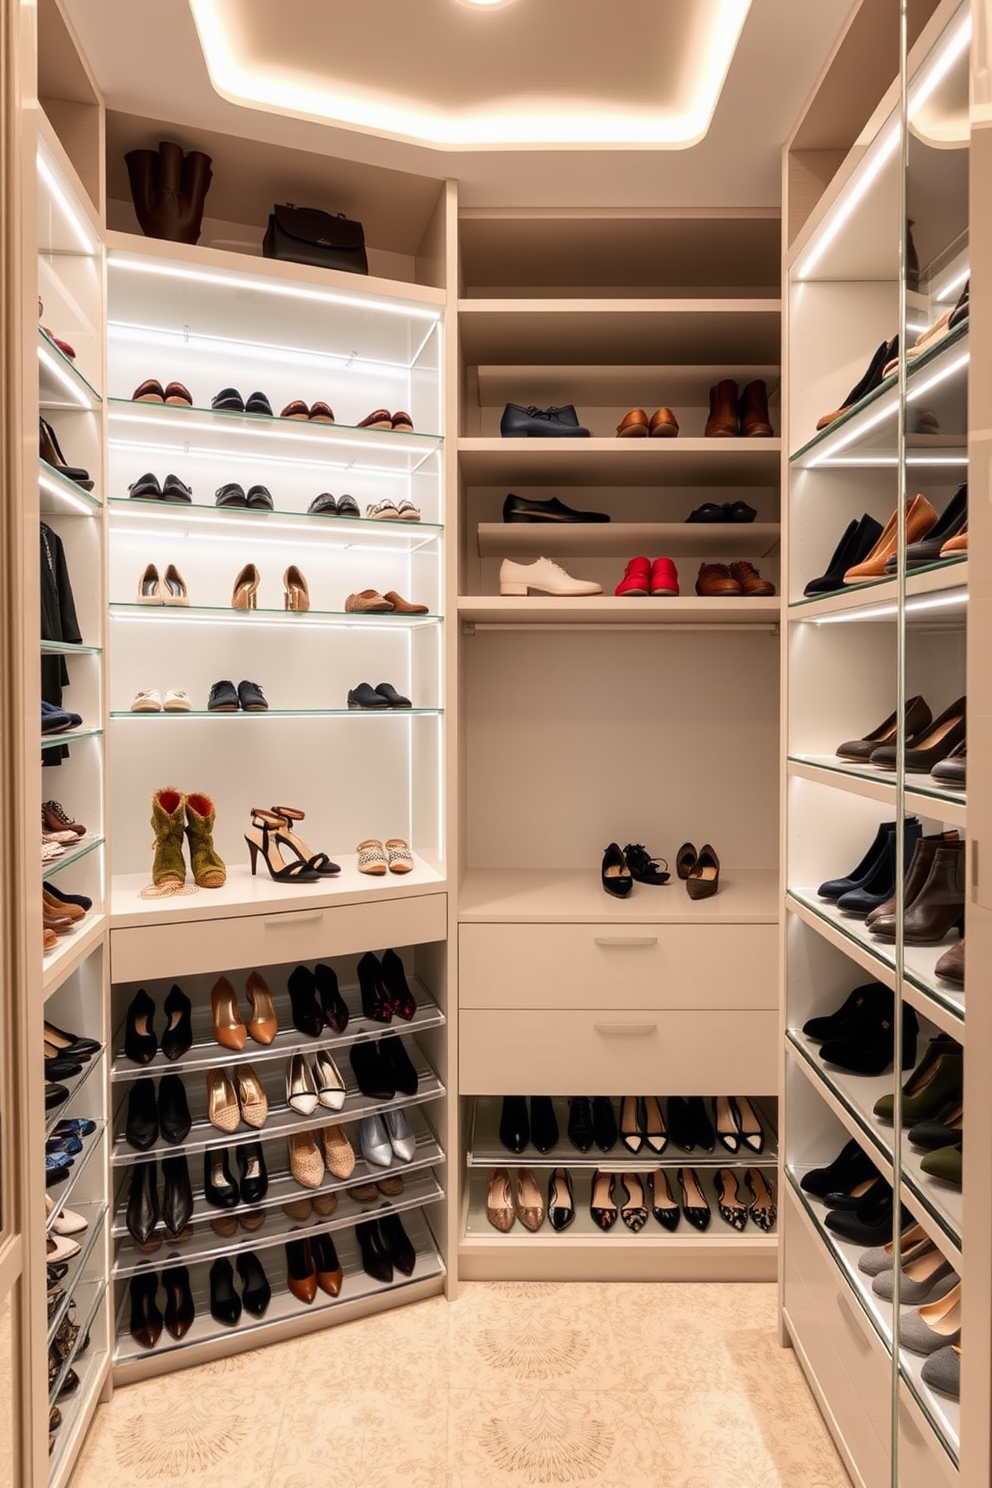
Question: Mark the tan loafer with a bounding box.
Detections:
[649,406,679,438]
[382,591,428,614]
[345,589,394,613]
[616,407,650,438]
[322,1124,356,1178]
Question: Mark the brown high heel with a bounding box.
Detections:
[232,563,260,609]
[39,417,94,490]
[283,565,310,612]
[211,976,247,1051]
[245,971,278,1044]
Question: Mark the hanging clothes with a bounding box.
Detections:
[40,522,82,766]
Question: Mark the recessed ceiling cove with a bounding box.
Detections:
[188,0,752,150]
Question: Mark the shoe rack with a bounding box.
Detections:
[454,210,784,1280]
[782,2,987,1486]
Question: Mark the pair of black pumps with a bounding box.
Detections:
[803,980,919,1076]
[602,842,670,898]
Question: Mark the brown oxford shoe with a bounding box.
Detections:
[729,561,776,596]
[695,563,741,596]
[616,408,650,438]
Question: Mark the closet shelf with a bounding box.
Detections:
[47,1124,107,1237]
[45,1042,105,1136]
[787,1173,960,1467]
[474,364,781,410]
[38,459,102,516]
[41,639,102,656]
[111,980,444,1082]
[50,1278,106,1406]
[107,397,442,455]
[38,329,102,410]
[457,595,780,627]
[786,1031,962,1269]
[108,498,442,547]
[112,1169,445,1279]
[40,726,102,751]
[787,757,966,829]
[49,1203,108,1347]
[108,603,441,630]
[476,522,781,560]
[47,1338,109,1488]
[788,559,968,623]
[110,1113,443,1238]
[786,890,965,1038]
[457,438,782,487]
[43,915,106,998]
[111,1208,445,1379]
[42,833,105,879]
[460,867,779,924]
[110,707,444,720]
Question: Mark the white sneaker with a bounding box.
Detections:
[130,689,162,712]
[163,689,191,712]
[499,557,603,596]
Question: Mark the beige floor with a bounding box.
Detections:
[70,1282,851,1488]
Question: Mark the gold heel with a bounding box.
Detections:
[283,565,310,613]
[232,563,260,610]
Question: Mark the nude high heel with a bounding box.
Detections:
[232,563,260,609]
[283,565,310,612]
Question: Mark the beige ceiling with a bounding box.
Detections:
[61,0,853,209]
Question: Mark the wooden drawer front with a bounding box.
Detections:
[784,1189,890,1488]
[459,1009,777,1095]
[898,1391,958,1488]
[111,893,447,982]
[459,923,776,1011]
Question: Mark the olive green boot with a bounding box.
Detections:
[151,787,187,887]
[185,791,226,888]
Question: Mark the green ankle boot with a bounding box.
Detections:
[185,791,226,888]
[151,787,187,887]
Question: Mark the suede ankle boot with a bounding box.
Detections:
[185,792,226,888]
[151,787,187,887]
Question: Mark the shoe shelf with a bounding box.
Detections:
[110,707,444,720]
[460,867,779,924]
[47,1124,108,1235]
[458,301,782,366]
[110,860,446,929]
[43,916,107,998]
[49,1202,108,1347]
[787,1170,960,1470]
[42,834,105,880]
[111,1206,445,1379]
[787,891,965,1039]
[786,1029,962,1270]
[40,640,102,657]
[47,1336,109,1488]
[40,728,102,753]
[474,364,782,411]
[108,497,442,548]
[787,758,966,831]
[38,460,103,516]
[456,595,781,628]
[788,559,969,624]
[112,1167,445,1280]
[38,330,102,411]
[108,603,441,630]
[110,978,444,1082]
[457,438,782,488]
[466,1095,779,1170]
[37,123,101,258]
[789,324,970,470]
[111,1107,443,1243]
[49,1276,107,1406]
[476,522,781,561]
[110,1050,445,1167]
[46,1047,106,1137]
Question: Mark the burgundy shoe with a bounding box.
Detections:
[650,558,679,596]
[615,557,651,597]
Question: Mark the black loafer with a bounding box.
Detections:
[308,492,338,515]
[237,679,268,711]
[348,682,389,709]
[601,842,632,898]
[686,502,726,523]
[245,390,273,416]
[374,682,411,708]
[129,472,162,500]
[337,494,360,516]
[246,484,274,510]
[724,501,757,522]
[211,388,244,412]
[502,493,608,523]
[499,403,591,438]
[208,679,240,712]
[161,473,192,503]
[215,482,246,507]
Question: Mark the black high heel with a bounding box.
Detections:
[730,1096,765,1153]
[715,1168,747,1231]
[161,1265,195,1340]
[245,811,320,882]
[269,805,340,876]
[129,1273,163,1349]
[124,989,157,1065]
[380,948,417,1021]
[236,1251,271,1316]
[619,1095,644,1153]
[209,1257,242,1326]
[356,951,392,1023]
[39,417,94,490]
[160,985,192,1061]
[315,963,349,1033]
[287,965,323,1037]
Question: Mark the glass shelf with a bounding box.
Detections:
[45,1045,106,1136]
[110,707,441,720]
[108,603,441,630]
[788,556,968,616]
[46,1123,107,1237]
[48,1203,108,1347]
[49,1277,106,1406]
[43,834,105,879]
[38,328,102,409]
[41,639,102,656]
[108,497,442,548]
[40,727,103,751]
[39,459,102,516]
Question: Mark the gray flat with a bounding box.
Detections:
[872,1255,957,1304]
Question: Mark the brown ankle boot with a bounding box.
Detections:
[704,379,739,437]
[739,379,774,437]
[185,792,226,888]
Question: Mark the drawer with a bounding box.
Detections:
[459,1008,777,1094]
[111,892,447,982]
[460,922,777,1011]
[784,1189,890,1488]
[898,1388,958,1488]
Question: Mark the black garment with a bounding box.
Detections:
[40,524,82,766]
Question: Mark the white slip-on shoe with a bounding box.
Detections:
[163,689,191,712]
[499,557,603,596]
[130,689,162,712]
[313,1050,347,1110]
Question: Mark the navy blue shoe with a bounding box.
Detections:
[50,1118,96,1139]
[46,1134,82,1156]
[818,821,899,900]
[836,819,923,918]
[500,403,591,438]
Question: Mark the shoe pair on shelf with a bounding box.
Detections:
[803,1148,906,1245]
[130,688,190,713]
[615,556,678,596]
[356,949,418,1022]
[344,588,427,614]
[280,398,334,422]
[39,417,93,490]
[819,821,965,944]
[348,682,411,708]
[365,497,421,520]
[231,562,307,610]
[357,409,415,434]
[286,1234,343,1304]
[676,842,720,899]
[203,1142,268,1213]
[209,972,278,1050]
[123,985,192,1064]
[815,336,898,431]
[840,494,944,582]
[499,557,602,596]
[136,563,188,604]
[500,403,590,438]
[705,379,773,438]
[147,788,226,894]
[359,1108,417,1167]
[486,1167,561,1232]
[695,562,775,596]
[873,1034,962,1128]
[245,806,339,883]
[41,700,82,734]
[206,1064,267,1132]
[42,883,90,955]
[356,1213,417,1282]
[616,407,678,438]
[132,378,193,407]
[286,1049,346,1114]
[349,1035,418,1100]
[125,1153,194,1245]
[836,695,966,776]
[686,500,757,524]
[308,492,360,517]
[356,837,414,875]
[499,1094,560,1154]
[129,1265,198,1348]
[601,842,670,897]
[124,1073,191,1149]
[802,980,919,1075]
[287,963,350,1036]
[207,679,268,712]
[210,388,273,416]
[216,483,274,510]
[287,1125,355,1187]
[128,472,193,503]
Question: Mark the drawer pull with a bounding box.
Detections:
[262,910,325,927]
[593,936,658,948]
[593,1022,657,1036]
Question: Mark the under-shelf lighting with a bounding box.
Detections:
[38,345,95,409]
[107,409,438,458]
[807,347,969,468]
[934,266,970,304]
[38,471,100,515]
[107,321,420,377]
[110,520,439,557]
[908,12,972,124]
[812,591,967,625]
[109,435,436,480]
[794,124,899,281]
[108,609,439,633]
[37,152,98,256]
[108,254,442,322]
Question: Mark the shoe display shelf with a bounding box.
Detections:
[107,930,449,1376]
[104,233,445,885]
[782,4,977,1485]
